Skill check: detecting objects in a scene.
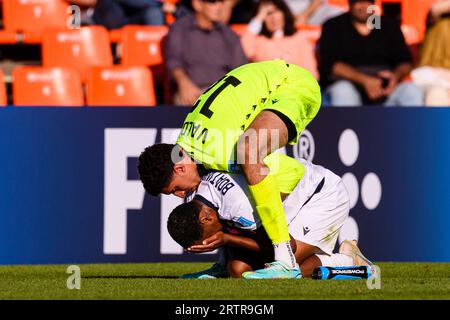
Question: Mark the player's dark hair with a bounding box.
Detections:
[257,0,296,38]
[167,201,204,249]
[138,143,180,196]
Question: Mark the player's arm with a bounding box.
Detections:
[188,231,265,253]
[189,227,296,254]
[165,22,202,105]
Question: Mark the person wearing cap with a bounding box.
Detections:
[319,0,424,106]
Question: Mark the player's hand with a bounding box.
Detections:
[378,70,397,96]
[295,13,308,25]
[187,231,229,253]
[178,79,202,106]
[162,2,176,14]
[362,76,385,100]
[255,2,275,21]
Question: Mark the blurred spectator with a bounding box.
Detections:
[92,0,165,29]
[412,0,450,106]
[171,0,194,20]
[319,0,423,106]
[174,0,240,23]
[241,0,318,78]
[165,0,248,105]
[285,0,343,25]
[219,0,238,24]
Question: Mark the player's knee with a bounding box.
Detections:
[227,261,251,278]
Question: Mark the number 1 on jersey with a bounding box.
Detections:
[199,75,242,118]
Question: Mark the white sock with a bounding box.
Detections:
[316,253,353,267]
[274,241,297,268]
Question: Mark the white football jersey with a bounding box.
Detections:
[193,159,328,231]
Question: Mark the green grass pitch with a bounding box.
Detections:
[0,262,449,300]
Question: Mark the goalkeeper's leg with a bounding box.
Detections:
[238,111,298,277]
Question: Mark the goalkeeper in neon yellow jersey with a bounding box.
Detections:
[138,60,321,279]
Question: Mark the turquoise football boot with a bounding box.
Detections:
[197,274,217,279]
[242,261,302,279]
[181,263,228,279]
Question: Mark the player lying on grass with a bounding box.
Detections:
[167,159,372,278]
[139,60,321,278]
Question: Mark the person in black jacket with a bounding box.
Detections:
[319,0,424,106]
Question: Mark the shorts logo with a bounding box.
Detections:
[303,226,311,236]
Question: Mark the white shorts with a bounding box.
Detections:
[287,169,350,255]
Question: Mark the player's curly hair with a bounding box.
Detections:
[138,143,180,196]
[167,201,203,249]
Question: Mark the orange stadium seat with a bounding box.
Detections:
[0,70,7,106]
[401,24,421,45]
[109,29,123,43]
[230,24,249,36]
[297,25,322,46]
[12,67,84,106]
[2,0,67,43]
[0,31,17,44]
[402,0,438,43]
[86,66,156,106]
[328,0,383,12]
[42,26,113,82]
[328,0,350,10]
[121,25,168,67]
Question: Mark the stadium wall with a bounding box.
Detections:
[0,107,449,264]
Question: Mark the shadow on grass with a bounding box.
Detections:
[83,275,180,279]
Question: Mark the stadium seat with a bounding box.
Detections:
[402,0,438,42]
[0,31,17,44]
[297,25,322,46]
[230,24,249,36]
[86,66,157,106]
[328,0,350,10]
[0,70,7,106]
[12,67,84,106]
[401,24,421,45]
[121,25,168,67]
[328,0,383,12]
[42,26,113,82]
[109,29,123,43]
[2,0,67,44]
